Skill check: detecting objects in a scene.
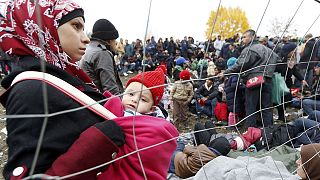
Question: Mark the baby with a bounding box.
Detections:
[104,66,167,118]
[101,66,178,179]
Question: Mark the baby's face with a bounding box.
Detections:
[122,82,154,114]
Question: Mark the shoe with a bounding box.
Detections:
[123,72,128,76]
[127,71,133,74]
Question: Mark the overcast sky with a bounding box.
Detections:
[74,0,320,42]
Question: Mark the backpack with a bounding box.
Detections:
[256,124,298,150]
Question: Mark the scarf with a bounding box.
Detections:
[0,0,94,85]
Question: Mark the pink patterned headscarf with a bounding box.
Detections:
[0,0,94,85]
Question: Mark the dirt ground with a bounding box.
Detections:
[0,87,7,180]
[0,73,300,179]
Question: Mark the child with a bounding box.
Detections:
[101,67,179,179]
[224,57,245,126]
[169,70,194,131]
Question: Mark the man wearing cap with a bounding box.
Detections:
[79,19,124,95]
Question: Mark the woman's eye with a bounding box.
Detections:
[73,23,82,30]
[141,98,147,102]
[129,93,134,96]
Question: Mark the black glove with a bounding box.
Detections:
[95,120,126,147]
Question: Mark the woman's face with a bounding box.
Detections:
[296,157,307,179]
[57,17,90,62]
[108,39,117,52]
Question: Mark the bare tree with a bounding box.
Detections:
[267,17,298,37]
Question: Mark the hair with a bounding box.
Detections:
[105,39,117,52]
[245,29,256,39]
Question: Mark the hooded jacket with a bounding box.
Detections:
[301,144,320,180]
[174,144,218,178]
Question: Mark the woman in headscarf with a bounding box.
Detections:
[0,0,125,179]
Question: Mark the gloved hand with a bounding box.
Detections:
[95,120,126,147]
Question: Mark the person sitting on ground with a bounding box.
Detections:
[194,76,219,119]
[142,53,156,71]
[101,66,179,179]
[168,135,230,179]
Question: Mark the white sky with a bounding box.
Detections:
[74,0,320,42]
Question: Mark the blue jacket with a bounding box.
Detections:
[224,75,245,113]
[124,44,134,57]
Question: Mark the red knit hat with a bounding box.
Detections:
[126,67,165,106]
[179,70,191,80]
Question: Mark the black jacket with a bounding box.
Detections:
[224,75,245,113]
[1,57,118,179]
[194,83,219,101]
[300,37,320,70]
[224,42,280,81]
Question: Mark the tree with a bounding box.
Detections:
[267,17,297,37]
[205,6,250,40]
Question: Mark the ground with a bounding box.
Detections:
[0,87,6,180]
[0,73,300,179]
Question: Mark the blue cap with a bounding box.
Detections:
[227,57,237,69]
[176,57,188,65]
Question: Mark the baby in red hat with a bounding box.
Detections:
[101,67,179,180]
[104,66,167,118]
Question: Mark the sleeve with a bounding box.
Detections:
[46,126,119,179]
[94,51,121,95]
[208,88,219,100]
[224,48,253,75]
[169,84,177,101]
[229,76,240,89]
[195,86,203,100]
[292,65,304,81]
[187,84,194,102]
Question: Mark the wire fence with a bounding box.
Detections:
[1,0,320,179]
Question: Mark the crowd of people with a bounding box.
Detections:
[1,0,320,179]
[110,28,320,130]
